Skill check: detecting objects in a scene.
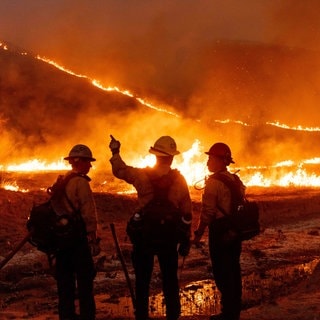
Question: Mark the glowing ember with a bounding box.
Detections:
[1,181,28,193]
[0,42,8,50]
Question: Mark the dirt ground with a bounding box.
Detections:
[1,186,320,319]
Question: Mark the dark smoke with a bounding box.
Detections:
[1,1,320,170]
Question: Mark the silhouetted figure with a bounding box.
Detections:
[109,135,192,320]
[194,143,245,320]
[52,144,100,320]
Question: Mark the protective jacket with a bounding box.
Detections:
[50,170,97,320]
[198,169,246,320]
[110,152,192,320]
[51,170,98,234]
[199,170,245,228]
[110,153,192,217]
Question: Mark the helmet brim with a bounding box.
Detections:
[205,152,235,163]
[149,147,180,157]
[64,156,96,162]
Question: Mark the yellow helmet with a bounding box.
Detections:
[149,136,180,157]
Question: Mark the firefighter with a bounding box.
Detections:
[51,144,100,320]
[109,135,192,320]
[193,143,245,320]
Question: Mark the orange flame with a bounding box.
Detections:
[267,121,320,132]
[1,141,320,192]
[0,42,8,50]
[1,181,29,193]
[2,41,320,191]
[36,55,179,117]
[5,159,69,172]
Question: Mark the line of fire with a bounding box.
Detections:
[1,40,320,193]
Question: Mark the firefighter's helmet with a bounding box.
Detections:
[149,136,180,156]
[205,142,235,164]
[64,144,96,161]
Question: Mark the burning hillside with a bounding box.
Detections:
[1,40,320,190]
[2,3,320,319]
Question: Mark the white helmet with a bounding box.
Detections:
[149,136,180,157]
[64,144,96,161]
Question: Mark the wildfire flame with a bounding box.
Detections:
[37,55,180,118]
[4,159,69,172]
[1,181,28,193]
[1,41,320,191]
[267,121,320,132]
[2,140,320,192]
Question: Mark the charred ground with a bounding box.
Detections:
[1,186,320,319]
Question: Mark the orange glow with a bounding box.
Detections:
[243,168,320,187]
[0,42,8,50]
[1,141,320,191]
[4,159,69,172]
[266,121,320,132]
[2,41,320,191]
[214,119,250,126]
[1,181,29,193]
[130,140,208,186]
[36,55,87,79]
[36,55,179,118]
[3,42,319,132]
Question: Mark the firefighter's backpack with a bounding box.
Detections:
[27,173,86,254]
[126,169,183,245]
[213,172,260,241]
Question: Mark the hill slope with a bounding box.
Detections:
[1,41,320,169]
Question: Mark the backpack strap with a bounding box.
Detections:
[47,172,88,214]
[212,172,244,217]
[146,169,178,201]
[47,172,81,195]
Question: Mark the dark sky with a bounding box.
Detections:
[0,1,272,47]
[1,1,319,54]
[0,1,274,77]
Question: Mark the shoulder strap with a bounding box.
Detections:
[146,169,178,201]
[212,172,243,200]
[47,172,81,194]
[212,172,243,217]
[48,172,86,214]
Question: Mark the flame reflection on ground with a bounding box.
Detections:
[96,258,319,318]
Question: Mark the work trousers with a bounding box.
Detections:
[55,240,96,320]
[132,243,180,320]
[209,220,242,320]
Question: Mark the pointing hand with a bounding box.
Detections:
[109,135,121,155]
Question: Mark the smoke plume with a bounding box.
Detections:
[1,1,320,171]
